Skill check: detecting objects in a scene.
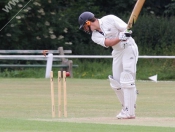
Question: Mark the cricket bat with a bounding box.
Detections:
[127,0,145,30]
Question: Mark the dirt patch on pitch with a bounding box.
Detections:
[32,117,175,127]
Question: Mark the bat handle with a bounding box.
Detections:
[125,32,132,37]
[124,29,132,37]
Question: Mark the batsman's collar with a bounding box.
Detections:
[97,19,105,35]
[98,19,103,27]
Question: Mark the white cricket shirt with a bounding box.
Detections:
[91,15,136,52]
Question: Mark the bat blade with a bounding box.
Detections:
[127,0,145,30]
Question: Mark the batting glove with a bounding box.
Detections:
[119,30,132,41]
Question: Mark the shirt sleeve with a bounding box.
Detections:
[91,31,108,48]
[112,15,127,32]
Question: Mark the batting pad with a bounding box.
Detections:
[123,88,136,116]
[120,71,135,88]
[108,75,124,106]
[134,87,137,108]
[120,72,136,116]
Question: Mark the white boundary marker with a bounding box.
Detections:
[148,74,157,82]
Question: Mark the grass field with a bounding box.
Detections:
[0,78,175,132]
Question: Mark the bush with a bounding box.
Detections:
[131,15,175,55]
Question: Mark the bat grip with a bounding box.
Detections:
[125,33,132,37]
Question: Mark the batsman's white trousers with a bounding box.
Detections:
[112,42,138,81]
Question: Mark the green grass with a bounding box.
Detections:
[1,118,175,132]
[0,78,175,131]
[137,59,175,80]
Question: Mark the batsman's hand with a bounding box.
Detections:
[42,50,48,57]
[119,30,132,41]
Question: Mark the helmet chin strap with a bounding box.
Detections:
[84,26,92,34]
[83,21,92,34]
[87,26,92,34]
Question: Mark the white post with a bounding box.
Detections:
[45,53,53,78]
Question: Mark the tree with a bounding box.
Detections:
[0,0,175,55]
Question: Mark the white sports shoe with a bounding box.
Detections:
[116,109,135,119]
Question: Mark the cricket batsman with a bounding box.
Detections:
[78,11,138,119]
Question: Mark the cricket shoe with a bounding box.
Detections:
[116,109,135,119]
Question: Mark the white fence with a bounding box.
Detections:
[1,55,175,59]
[0,55,175,78]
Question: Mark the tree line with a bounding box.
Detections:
[0,0,175,55]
